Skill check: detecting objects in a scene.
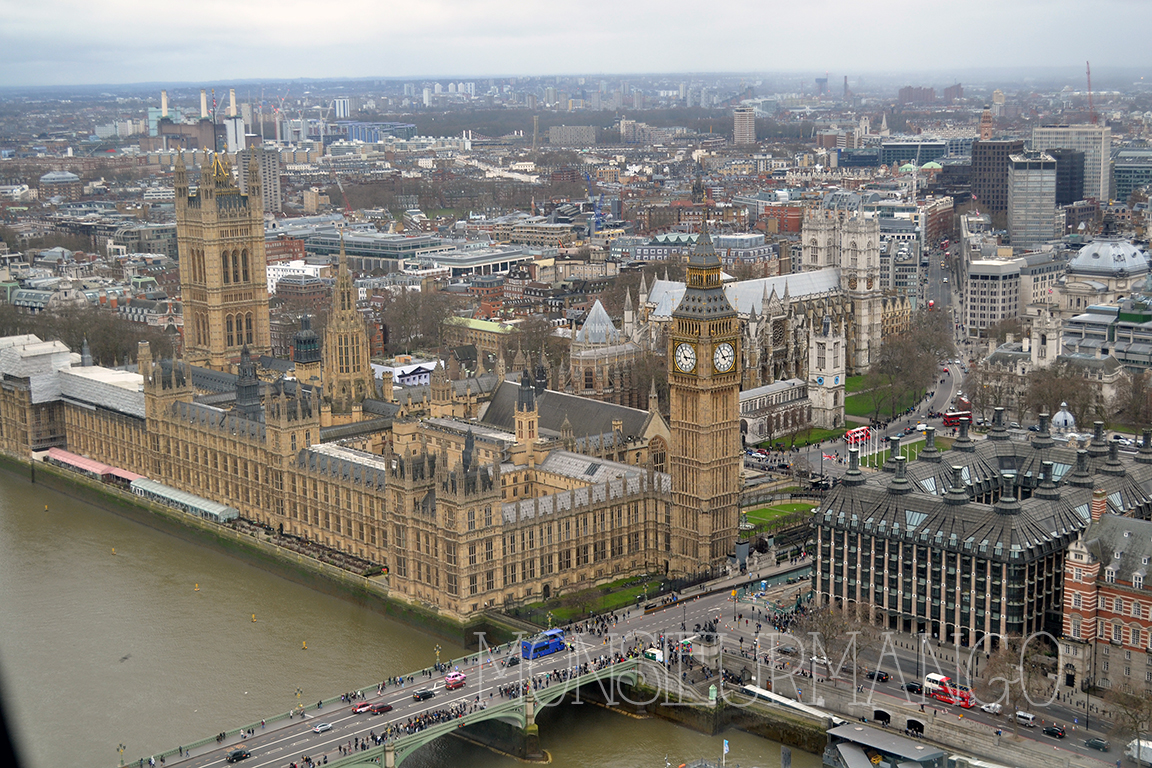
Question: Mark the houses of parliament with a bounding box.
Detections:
[0,151,744,621]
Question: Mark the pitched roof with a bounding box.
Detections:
[574,299,621,344]
[481,380,652,440]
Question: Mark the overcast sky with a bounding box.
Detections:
[2,0,1146,88]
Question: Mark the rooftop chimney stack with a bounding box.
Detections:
[200,89,208,119]
[229,88,237,117]
[161,90,168,118]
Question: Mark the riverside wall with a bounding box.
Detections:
[1,452,521,649]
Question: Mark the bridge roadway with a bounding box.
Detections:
[152,569,810,768]
[154,562,1118,768]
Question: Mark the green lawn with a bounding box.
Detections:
[744,502,816,526]
[845,375,868,394]
[516,575,665,623]
[844,388,920,419]
[757,427,846,450]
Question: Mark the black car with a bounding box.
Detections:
[1084,737,1110,752]
[901,681,922,694]
[866,670,890,682]
[370,702,393,715]
[412,689,435,702]
[506,655,520,667]
[226,750,251,764]
[1042,724,1066,739]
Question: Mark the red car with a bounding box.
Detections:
[353,701,373,713]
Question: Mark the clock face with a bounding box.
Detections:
[674,343,696,373]
[713,342,735,373]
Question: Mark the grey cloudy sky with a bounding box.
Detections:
[1,0,1145,87]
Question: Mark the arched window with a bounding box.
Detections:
[226,315,234,347]
[241,249,249,283]
[245,313,253,345]
[650,436,667,474]
[231,251,240,284]
[222,252,230,284]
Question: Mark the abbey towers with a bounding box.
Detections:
[800,206,883,371]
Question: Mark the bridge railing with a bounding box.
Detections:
[144,639,531,766]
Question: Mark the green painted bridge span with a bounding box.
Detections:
[331,658,640,768]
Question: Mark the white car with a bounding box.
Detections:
[981,703,1002,715]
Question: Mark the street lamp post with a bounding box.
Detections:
[547,611,554,630]
[295,687,303,714]
[434,644,442,671]
[117,744,126,766]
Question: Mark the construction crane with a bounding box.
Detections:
[311,101,334,149]
[582,173,606,236]
[273,88,290,142]
[1086,61,1097,125]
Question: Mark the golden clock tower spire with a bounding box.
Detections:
[667,222,742,577]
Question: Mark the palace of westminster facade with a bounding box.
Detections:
[0,152,745,621]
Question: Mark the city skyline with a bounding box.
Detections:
[2,0,1148,87]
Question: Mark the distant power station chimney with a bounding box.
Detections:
[161,90,168,118]
[200,89,208,119]
[229,88,237,117]
[844,76,849,99]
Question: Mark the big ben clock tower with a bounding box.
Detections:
[667,224,742,577]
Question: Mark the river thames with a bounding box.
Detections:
[0,468,817,768]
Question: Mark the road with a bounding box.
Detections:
[166,578,1118,768]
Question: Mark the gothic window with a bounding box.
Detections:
[241,250,249,283]
[226,315,234,347]
[231,251,240,284]
[222,252,230,284]
[584,369,593,389]
[817,343,826,369]
[650,437,667,474]
[245,313,253,345]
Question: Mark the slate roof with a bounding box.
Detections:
[647,269,841,319]
[480,381,653,440]
[1081,515,1152,583]
[823,432,1152,564]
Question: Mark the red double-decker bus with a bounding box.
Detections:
[942,411,972,428]
[845,426,871,446]
[924,673,973,707]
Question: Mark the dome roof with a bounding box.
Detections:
[899,163,917,172]
[1067,237,1149,278]
[1052,402,1076,432]
[39,170,80,183]
[921,161,942,170]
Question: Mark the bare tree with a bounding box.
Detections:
[793,604,883,687]
[1113,369,1152,429]
[1104,685,1152,752]
[975,636,1054,739]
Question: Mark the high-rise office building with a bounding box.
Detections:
[1112,148,1152,204]
[1008,152,1058,249]
[237,147,282,214]
[1046,148,1085,207]
[733,107,756,146]
[1031,124,1111,201]
[971,139,1025,227]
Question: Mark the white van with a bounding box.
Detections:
[1015,711,1036,727]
